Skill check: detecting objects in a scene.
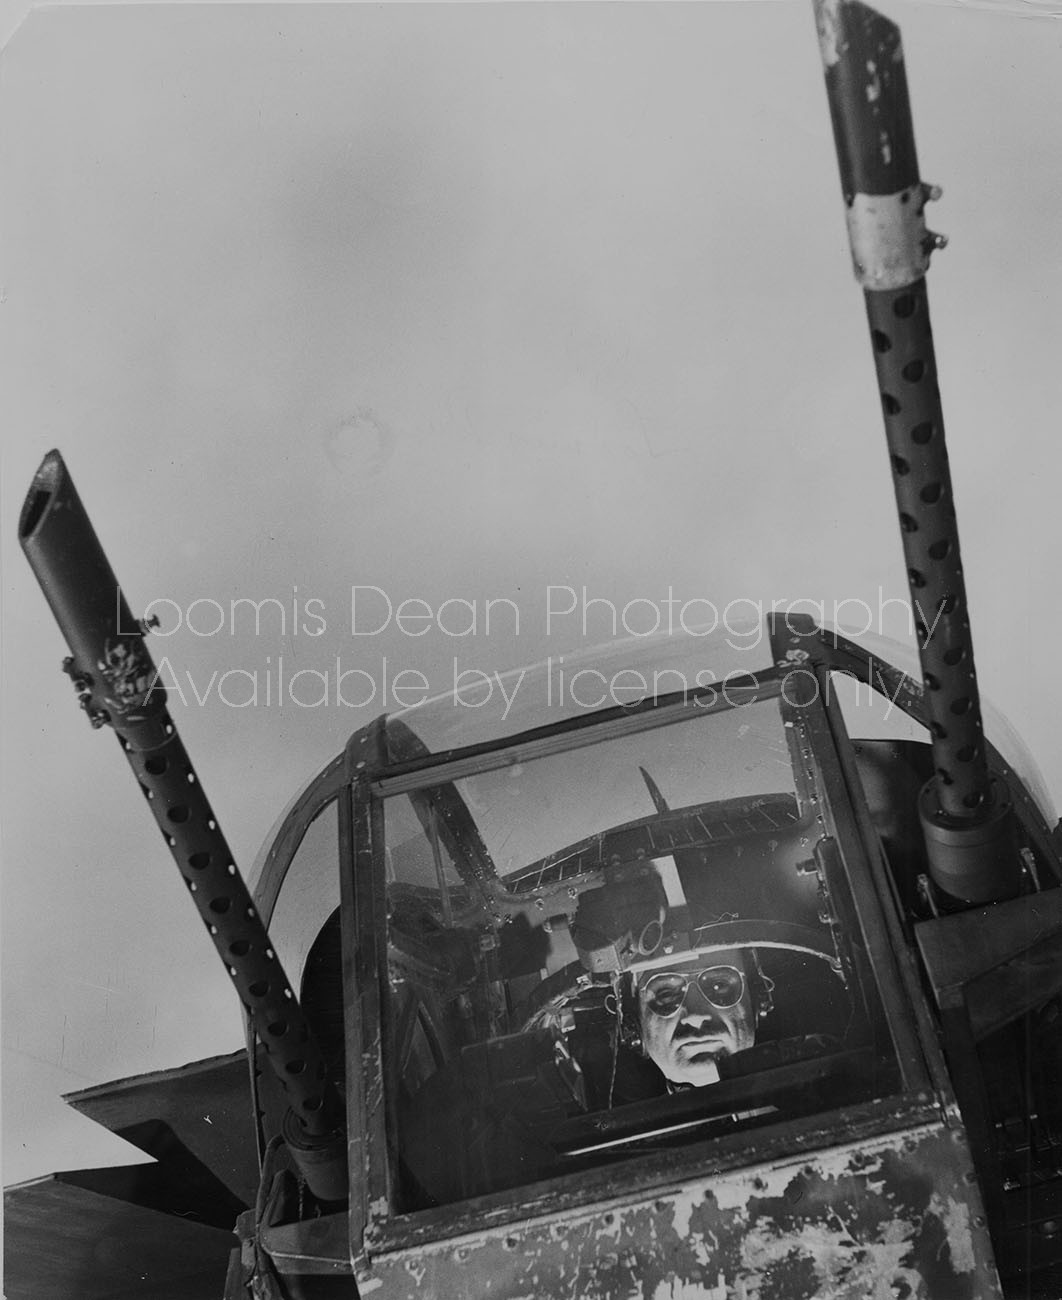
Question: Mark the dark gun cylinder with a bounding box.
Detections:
[866,282,985,815]
[813,0,1019,902]
[19,451,346,1196]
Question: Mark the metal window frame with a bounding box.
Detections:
[332,660,949,1266]
[251,626,1035,1277]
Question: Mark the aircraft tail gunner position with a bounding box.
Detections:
[355,679,904,1208]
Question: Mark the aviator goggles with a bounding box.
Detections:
[640,965,746,1017]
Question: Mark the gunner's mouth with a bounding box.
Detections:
[677,1037,726,1059]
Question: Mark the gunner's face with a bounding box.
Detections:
[637,947,756,1086]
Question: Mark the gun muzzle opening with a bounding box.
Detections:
[19,452,63,541]
[19,448,348,1185]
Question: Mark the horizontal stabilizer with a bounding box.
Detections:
[3,1175,235,1300]
[64,1048,259,1208]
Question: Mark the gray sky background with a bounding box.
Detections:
[2,0,1060,1188]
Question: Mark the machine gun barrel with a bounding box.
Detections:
[19,451,346,1195]
[812,0,1019,902]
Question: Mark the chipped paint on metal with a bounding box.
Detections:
[403,1255,427,1288]
[361,1121,1002,1299]
[671,1193,696,1239]
[865,58,881,103]
[703,1163,798,1214]
[652,1278,726,1300]
[596,1212,624,1242]
[738,1214,922,1299]
[930,1193,976,1274]
[813,0,844,68]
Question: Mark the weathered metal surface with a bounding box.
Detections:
[345,719,392,1272]
[359,1122,1001,1299]
[814,0,918,192]
[812,0,945,291]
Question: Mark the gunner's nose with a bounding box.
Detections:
[678,980,726,1025]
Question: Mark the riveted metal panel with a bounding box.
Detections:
[362,1122,1000,1300]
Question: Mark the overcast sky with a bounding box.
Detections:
[2,0,1060,1188]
